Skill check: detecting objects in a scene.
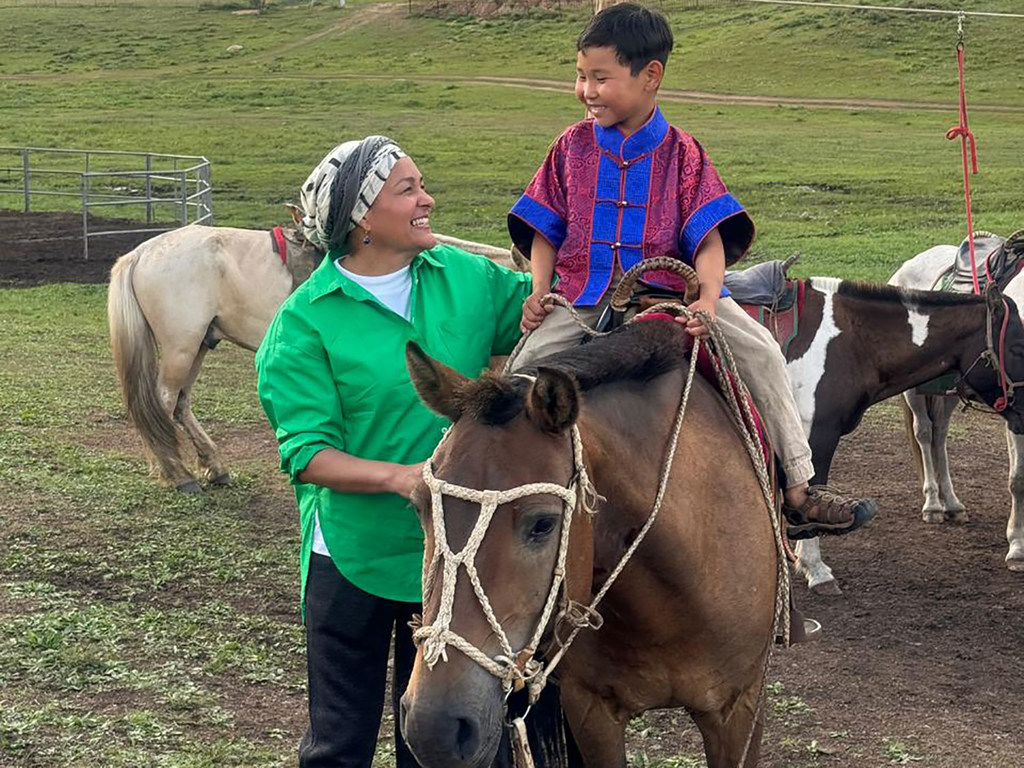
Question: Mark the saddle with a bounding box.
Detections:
[729,256,805,358]
[596,256,800,332]
[725,257,799,310]
[934,229,1024,293]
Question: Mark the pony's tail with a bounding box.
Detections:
[107,252,181,480]
[901,395,925,485]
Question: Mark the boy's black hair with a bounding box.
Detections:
[576,3,674,75]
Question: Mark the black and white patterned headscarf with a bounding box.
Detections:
[299,136,407,253]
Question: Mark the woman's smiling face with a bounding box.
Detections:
[361,157,437,255]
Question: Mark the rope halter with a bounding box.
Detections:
[957,291,1024,414]
[413,413,600,695]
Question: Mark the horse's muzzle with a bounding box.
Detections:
[400,670,504,768]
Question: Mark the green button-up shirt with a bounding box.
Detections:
[255,243,531,605]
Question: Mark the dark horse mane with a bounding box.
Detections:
[461,321,690,427]
[831,279,986,307]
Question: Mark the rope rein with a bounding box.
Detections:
[413,258,791,752]
[954,295,1023,415]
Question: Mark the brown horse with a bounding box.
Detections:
[400,320,782,768]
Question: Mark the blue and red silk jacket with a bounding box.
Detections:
[508,107,755,306]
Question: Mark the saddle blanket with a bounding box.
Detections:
[737,279,806,359]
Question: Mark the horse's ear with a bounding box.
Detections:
[285,203,303,225]
[526,367,580,435]
[406,342,467,422]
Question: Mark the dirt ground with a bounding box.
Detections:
[5,210,1023,766]
[0,210,161,285]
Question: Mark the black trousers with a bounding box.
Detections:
[300,553,422,768]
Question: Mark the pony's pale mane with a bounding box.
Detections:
[464,322,691,425]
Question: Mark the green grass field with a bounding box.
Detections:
[2,1,1024,766]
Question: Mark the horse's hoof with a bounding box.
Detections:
[176,480,204,494]
[810,579,843,597]
[209,472,232,487]
[944,509,969,524]
[1006,559,1024,573]
[922,510,945,524]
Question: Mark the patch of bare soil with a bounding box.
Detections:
[0,210,159,285]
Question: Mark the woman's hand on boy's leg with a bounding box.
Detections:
[521,290,554,332]
[675,295,718,337]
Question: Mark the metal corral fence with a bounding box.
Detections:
[0,147,213,259]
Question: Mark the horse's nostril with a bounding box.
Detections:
[455,716,480,760]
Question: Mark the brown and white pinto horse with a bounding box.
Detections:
[775,279,1024,593]
[401,320,781,768]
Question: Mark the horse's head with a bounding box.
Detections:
[399,343,593,768]
[961,286,1024,432]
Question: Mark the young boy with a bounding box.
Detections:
[508,2,875,539]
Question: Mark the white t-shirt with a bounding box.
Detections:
[312,260,415,557]
[336,260,413,321]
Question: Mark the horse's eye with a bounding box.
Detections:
[527,516,558,542]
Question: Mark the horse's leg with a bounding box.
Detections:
[792,537,840,595]
[1005,428,1024,571]
[929,395,967,523]
[691,679,765,768]
[173,345,230,486]
[157,345,205,494]
[904,392,947,523]
[559,682,628,768]
[792,430,841,595]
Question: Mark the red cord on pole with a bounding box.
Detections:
[946,38,983,294]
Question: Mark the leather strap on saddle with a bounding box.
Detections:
[270,226,288,265]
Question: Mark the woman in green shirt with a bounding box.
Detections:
[255,137,531,768]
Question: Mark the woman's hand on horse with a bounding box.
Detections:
[390,462,426,501]
[677,295,718,337]
[521,290,554,332]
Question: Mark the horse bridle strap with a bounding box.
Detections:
[270,226,288,265]
[414,417,598,693]
[958,296,1022,413]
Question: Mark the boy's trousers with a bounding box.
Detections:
[511,293,816,487]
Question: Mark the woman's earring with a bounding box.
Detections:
[362,232,371,245]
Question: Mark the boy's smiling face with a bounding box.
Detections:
[575,45,662,136]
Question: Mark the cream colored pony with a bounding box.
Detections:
[108,209,522,493]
